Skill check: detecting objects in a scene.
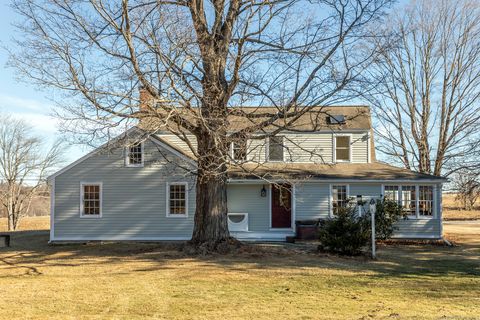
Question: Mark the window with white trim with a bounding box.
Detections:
[384,185,399,202]
[335,136,350,162]
[80,183,102,217]
[332,185,348,215]
[167,183,188,216]
[126,142,143,167]
[232,141,247,161]
[401,186,416,216]
[419,186,433,216]
[268,136,284,161]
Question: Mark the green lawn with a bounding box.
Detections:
[0,219,479,319]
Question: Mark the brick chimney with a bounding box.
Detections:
[139,86,153,112]
[138,86,155,130]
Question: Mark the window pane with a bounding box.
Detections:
[169,184,186,215]
[401,186,416,215]
[336,148,349,161]
[332,185,348,214]
[419,186,433,216]
[128,143,143,165]
[384,186,399,202]
[83,184,100,215]
[336,136,349,148]
[269,136,284,161]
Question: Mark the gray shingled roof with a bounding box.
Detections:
[227,162,446,181]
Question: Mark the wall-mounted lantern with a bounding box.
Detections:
[260,185,267,197]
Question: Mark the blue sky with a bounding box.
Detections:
[0,2,85,167]
[0,1,406,169]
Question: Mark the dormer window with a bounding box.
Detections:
[334,135,351,162]
[231,141,247,161]
[268,136,284,161]
[126,142,143,167]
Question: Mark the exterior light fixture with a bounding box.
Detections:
[260,185,267,197]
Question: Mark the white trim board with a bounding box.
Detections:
[49,179,55,241]
[228,179,446,184]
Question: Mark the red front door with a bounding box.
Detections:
[271,184,292,228]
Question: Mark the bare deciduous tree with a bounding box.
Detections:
[368,0,480,177]
[452,170,480,210]
[0,115,63,231]
[9,0,392,248]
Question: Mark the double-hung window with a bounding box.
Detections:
[268,136,284,161]
[331,185,348,215]
[334,135,351,162]
[167,183,188,217]
[80,183,102,218]
[232,141,247,161]
[126,142,143,167]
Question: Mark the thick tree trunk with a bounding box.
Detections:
[190,126,231,247]
[191,173,230,244]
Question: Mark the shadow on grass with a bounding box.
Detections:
[0,229,479,282]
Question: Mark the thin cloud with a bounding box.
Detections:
[0,93,54,113]
[17,112,59,135]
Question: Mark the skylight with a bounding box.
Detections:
[328,115,346,124]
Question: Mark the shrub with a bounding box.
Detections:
[370,198,405,240]
[318,204,370,255]
[318,198,405,256]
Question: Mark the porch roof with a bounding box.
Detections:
[227,162,446,182]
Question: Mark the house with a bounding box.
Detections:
[48,105,446,242]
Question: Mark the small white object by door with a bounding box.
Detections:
[227,213,249,232]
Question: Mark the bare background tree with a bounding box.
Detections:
[9,0,392,248]
[0,115,63,231]
[368,0,480,177]
[452,169,480,211]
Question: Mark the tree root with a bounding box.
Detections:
[182,237,243,255]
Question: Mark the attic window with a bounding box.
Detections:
[328,115,346,124]
[126,142,144,167]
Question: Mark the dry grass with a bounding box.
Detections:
[443,193,480,220]
[0,216,50,232]
[0,218,479,319]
